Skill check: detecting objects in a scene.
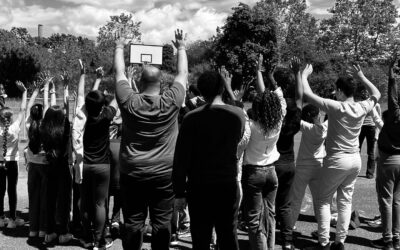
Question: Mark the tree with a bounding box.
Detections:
[318,0,398,62]
[214,3,278,84]
[161,44,175,72]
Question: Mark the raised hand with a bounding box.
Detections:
[290,57,301,74]
[302,64,313,78]
[126,65,135,79]
[96,67,104,79]
[256,54,264,72]
[39,71,54,84]
[114,28,131,47]
[60,70,70,89]
[265,58,276,77]
[15,81,26,93]
[78,59,86,75]
[347,64,364,79]
[171,29,187,49]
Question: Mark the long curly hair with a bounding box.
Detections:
[28,104,43,154]
[0,107,13,161]
[252,91,283,135]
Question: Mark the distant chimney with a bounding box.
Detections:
[38,24,43,38]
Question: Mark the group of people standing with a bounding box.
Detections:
[0,27,398,250]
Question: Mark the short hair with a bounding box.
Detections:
[85,90,105,116]
[301,104,320,124]
[197,71,225,101]
[335,76,357,97]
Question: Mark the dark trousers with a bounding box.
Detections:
[46,159,72,234]
[242,166,278,250]
[0,161,18,219]
[28,162,48,233]
[80,163,110,244]
[376,151,400,242]
[188,180,240,250]
[107,140,121,224]
[359,125,377,177]
[120,173,174,250]
[275,155,295,243]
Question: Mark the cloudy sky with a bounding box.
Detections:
[1,0,400,44]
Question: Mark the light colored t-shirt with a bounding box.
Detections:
[321,98,375,156]
[0,121,20,161]
[297,120,328,166]
[244,88,287,166]
[237,109,251,181]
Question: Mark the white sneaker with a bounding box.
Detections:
[44,233,57,244]
[0,216,6,227]
[59,233,73,244]
[29,231,38,237]
[39,231,46,238]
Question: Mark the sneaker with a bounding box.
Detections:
[44,233,58,245]
[39,231,46,238]
[371,238,394,249]
[29,231,38,237]
[394,238,400,250]
[0,216,6,227]
[331,242,345,250]
[111,221,120,229]
[79,238,94,249]
[368,217,382,227]
[170,234,179,247]
[59,233,73,244]
[7,218,25,228]
[283,242,295,250]
[178,227,191,238]
[105,237,113,249]
[303,242,331,250]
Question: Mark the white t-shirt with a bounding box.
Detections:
[297,120,328,166]
[244,88,287,166]
[321,98,375,156]
[0,121,20,161]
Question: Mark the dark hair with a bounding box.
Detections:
[301,104,320,124]
[28,104,43,154]
[197,71,225,102]
[189,84,201,96]
[85,90,105,117]
[252,91,283,135]
[335,76,357,97]
[40,105,68,161]
[0,107,13,160]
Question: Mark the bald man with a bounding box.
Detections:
[113,30,188,250]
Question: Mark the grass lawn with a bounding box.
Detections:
[0,133,384,250]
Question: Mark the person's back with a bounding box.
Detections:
[182,104,244,184]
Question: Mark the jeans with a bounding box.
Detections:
[275,154,295,243]
[46,158,72,235]
[28,162,48,233]
[359,125,377,177]
[80,164,110,244]
[376,151,400,242]
[188,180,240,250]
[242,165,278,250]
[120,173,174,250]
[316,153,361,245]
[108,140,121,224]
[290,163,322,227]
[0,161,18,219]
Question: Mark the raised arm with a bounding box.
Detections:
[350,65,381,104]
[301,64,327,109]
[171,29,188,89]
[220,66,236,101]
[49,81,56,107]
[92,67,104,91]
[15,81,27,126]
[126,65,139,92]
[255,54,265,93]
[61,71,70,114]
[77,59,86,108]
[265,58,278,91]
[290,57,303,109]
[26,82,40,121]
